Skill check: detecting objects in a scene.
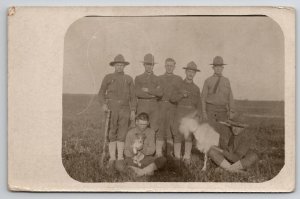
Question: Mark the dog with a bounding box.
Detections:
[132,134,145,167]
[179,112,220,171]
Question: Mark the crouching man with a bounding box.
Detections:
[115,112,166,176]
[208,114,258,173]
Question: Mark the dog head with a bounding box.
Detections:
[133,134,145,151]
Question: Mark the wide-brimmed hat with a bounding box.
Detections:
[220,113,249,128]
[183,61,200,72]
[210,56,227,66]
[141,53,157,65]
[109,54,130,66]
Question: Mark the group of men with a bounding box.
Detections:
[98,53,258,176]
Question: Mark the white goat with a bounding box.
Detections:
[179,112,220,171]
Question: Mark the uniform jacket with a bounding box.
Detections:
[159,73,182,102]
[201,74,234,110]
[135,72,163,99]
[98,72,137,111]
[170,79,202,113]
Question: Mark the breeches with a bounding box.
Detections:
[108,106,130,142]
[156,102,176,141]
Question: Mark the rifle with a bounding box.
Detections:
[100,110,111,167]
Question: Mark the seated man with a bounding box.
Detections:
[115,112,166,176]
[208,114,258,173]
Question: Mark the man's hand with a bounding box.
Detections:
[202,112,208,121]
[102,104,109,112]
[182,90,189,98]
[229,110,235,119]
[211,146,224,153]
[142,87,149,92]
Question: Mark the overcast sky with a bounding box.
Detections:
[63,16,284,101]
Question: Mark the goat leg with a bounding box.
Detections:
[201,153,208,171]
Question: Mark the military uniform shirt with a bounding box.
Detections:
[211,122,254,163]
[228,129,253,161]
[98,72,137,111]
[159,73,182,102]
[135,72,163,99]
[201,74,234,109]
[170,79,202,113]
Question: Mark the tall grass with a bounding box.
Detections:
[62,94,284,182]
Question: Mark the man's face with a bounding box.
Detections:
[232,126,244,136]
[185,69,196,81]
[165,61,175,74]
[144,63,154,73]
[114,63,125,73]
[213,65,224,75]
[136,119,149,131]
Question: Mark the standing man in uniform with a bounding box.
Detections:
[170,61,202,164]
[156,58,182,157]
[201,56,235,122]
[135,53,163,134]
[98,54,136,167]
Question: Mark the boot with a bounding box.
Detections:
[224,160,247,174]
[108,141,117,168]
[166,139,174,157]
[229,160,244,171]
[174,142,181,159]
[219,159,231,170]
[108,141,117,161]
[117,141,125,160]
[182,141,192,165]
[156,140,164,157]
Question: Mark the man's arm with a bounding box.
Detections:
[98,75,109,110]
[128,77,137,111]
[147,77,163,97]
[124,131,135,158]
[222,151,241,163]
[227,80,235,116]
[134,76,155,99]
[170,82,185,103]
[201,80,209,119]
[141,129,156,156]
[223,135,251,163]
[196,87,202,116]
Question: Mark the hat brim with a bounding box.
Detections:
[110,61,130,66]
[141,61,158,65]
[219,121,248,128]
[183,67,200,72]
[227,120,249,128]
[210,64,227,66]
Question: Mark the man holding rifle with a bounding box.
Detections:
[98,54,136,168]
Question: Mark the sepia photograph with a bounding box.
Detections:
[8,6,295,192]
[63,15,284,182]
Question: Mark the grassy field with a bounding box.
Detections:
[62,94,284,183]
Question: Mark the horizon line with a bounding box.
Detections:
[62,93,284,102]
